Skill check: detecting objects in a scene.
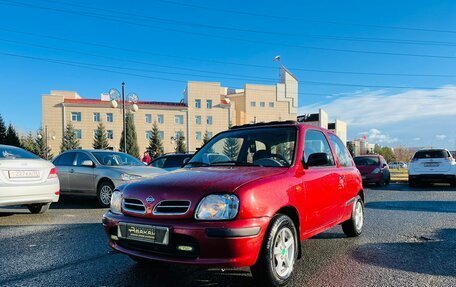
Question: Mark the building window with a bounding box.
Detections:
[175,131,184,138]
[75,129,82,139]
[145,114,152,124]
[195,115,202,125]
[206,116,213,125]
[260,102,265,107]
[250,101,256,107]
[145,131,153,140]
[93,112,100,122]
[107,130,113,139]
[106,113,113,122]
[207,132,213,138]
[269,102,274,108]
[174,115,184,125]
[195,132,202,141]
[71,112,81,122]
[157,114,164,124]
[206,100,212,109]
[159,131,164,140]
[195,99,201,109]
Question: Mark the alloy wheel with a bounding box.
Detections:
[272,227,295,279]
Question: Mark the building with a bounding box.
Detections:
[297,108,347,144]
[347,137,375,156]
[42,66,299,154]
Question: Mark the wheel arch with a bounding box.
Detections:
[357,189,365,203]
[97,177,115,191]
[275,205,302,259]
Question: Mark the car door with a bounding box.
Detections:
[329,133,357,214]
[53,152,76,193]
[302,129,341,232]
[70,152,96,195]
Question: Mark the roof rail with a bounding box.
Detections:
[230,120,298,129]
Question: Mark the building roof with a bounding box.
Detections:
[63,98,187,108]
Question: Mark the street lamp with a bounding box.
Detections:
[37,125,54,159]
[108,82,139,153]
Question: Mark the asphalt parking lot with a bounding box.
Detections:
[0,183,455,287]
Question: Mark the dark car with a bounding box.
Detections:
[103,122,364,287]
[149,153,192,171]
[354,155,390,186]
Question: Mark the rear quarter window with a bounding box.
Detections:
[0,146,39,160]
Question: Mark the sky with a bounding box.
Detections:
[0,0,455,149]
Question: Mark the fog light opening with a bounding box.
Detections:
[176,245,194,252]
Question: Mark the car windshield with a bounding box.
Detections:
[0,146,39,160]
[188,126,297,167]
[413,150,449,159]
[354,156,379,166]
[92,152,143,166]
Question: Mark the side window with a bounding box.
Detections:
[151,157,166,168]
[304,130,335,166]
[329,134,353,167]
[54,152,76,166]
[75,153,92,166]
[163,156,186,168]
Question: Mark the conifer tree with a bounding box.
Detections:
[21,131,37,153]
[148,121,164,158]
[93,122,110,149]
[120,113,140,158]
[6,123,21,147]
[175,131,186,153]
[61,122,80,152]
[35,128,53,160]
[0,114,7,144]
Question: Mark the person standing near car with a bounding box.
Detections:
[141,150,151,164]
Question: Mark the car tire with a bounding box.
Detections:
[27,203,51,214]
[376,179,385,187]
[342,196,364,237]
[385,175,391,185]
[251,214,298,287]
[97,181,114,208]
[408,177,417,188]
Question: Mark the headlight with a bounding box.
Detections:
[195,194,239,220]
[120,173,142,181]
[110,190,122,215]
[372,168,380,174]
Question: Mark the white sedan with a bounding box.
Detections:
[0,144,60,214]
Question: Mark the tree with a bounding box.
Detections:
[21,131,36,153]
[120,112,140,158]
[61,122,80,152]
[0,114,7,144]
[6,123,21,147]
[174,131,186,153]
[202,130,211,145]
[35,128,53,160]
[93,122,110,150]
[223,137,240,160]
[374,144,395,163]
[148,121,164,158]
[393,145,415,162]
[347,142,355,157]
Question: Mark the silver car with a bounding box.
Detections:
[53,150,165,207]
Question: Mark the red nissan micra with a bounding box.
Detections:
[103,121,364,286]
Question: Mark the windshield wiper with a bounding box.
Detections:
[209,161,260,167]
[183,161,210,167]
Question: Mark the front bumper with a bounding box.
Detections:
[361,173,382,184]
[0,179,60,207]
[102,212,269,268]
[409,174,456,184]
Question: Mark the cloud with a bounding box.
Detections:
[435,134,447,140]
[359,128,398,144]
[413,137,421,141]
[299,86,456,127]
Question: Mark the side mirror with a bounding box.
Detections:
[305,153,330,168]
[383,163,388,168]
[181,157,190,167]
[81,160,95,167]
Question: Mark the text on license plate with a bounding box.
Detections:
[8,170,40,178]
[120,223,169,245]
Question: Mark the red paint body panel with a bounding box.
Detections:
[103,123,363,268]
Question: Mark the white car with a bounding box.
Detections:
[0,145,60,213]
[408,148,456,187]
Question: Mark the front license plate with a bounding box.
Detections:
[119,223,169,245]
[8,170,40,179]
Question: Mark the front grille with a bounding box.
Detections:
[153,200,191,215]
[123,198,146,214]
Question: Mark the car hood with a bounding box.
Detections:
[120,166,287,218]
[106,165,166,177]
